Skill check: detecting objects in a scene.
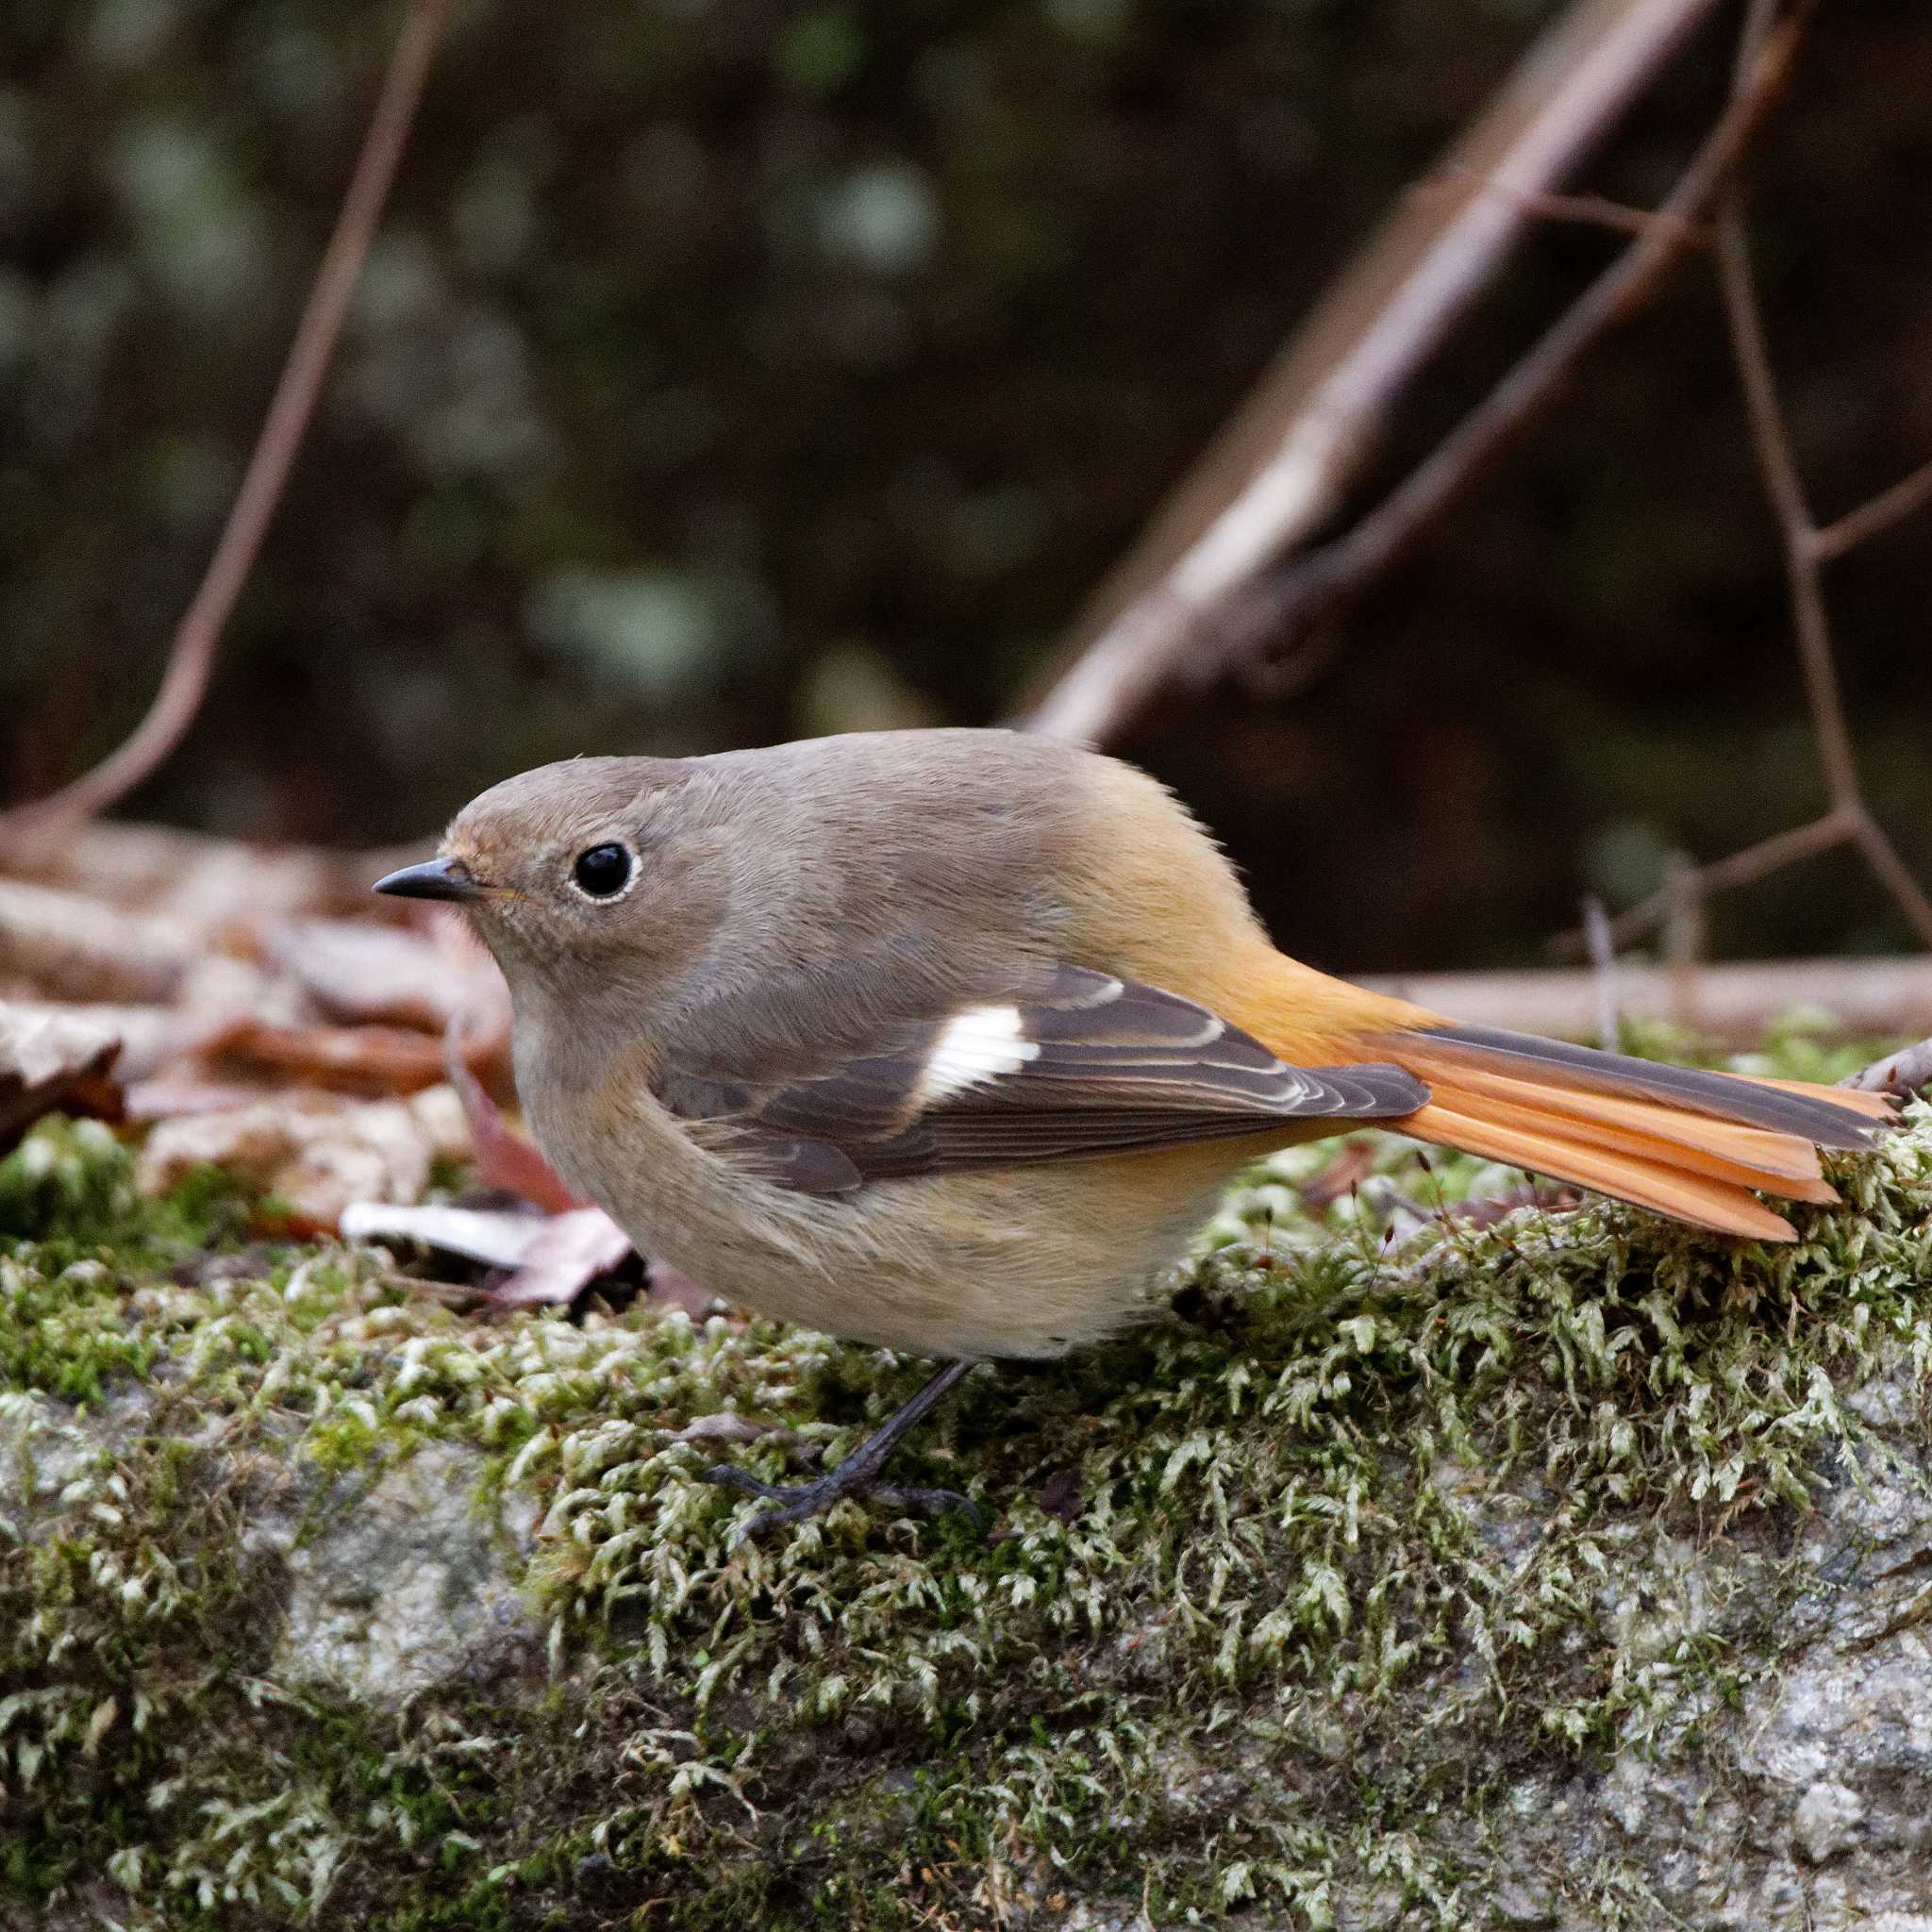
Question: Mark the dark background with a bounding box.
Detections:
[2,0,1927,974]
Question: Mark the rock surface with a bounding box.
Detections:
[3,1093,1932,1928]
[249,1440,542,1706]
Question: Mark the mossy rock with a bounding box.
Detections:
[4,1047,1932,1928]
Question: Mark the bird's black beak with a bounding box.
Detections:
[373,856,483,903]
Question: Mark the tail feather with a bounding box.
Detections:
[1746,1074,1896,1119]
[1412,1091,1838,1210]
[1407,1099,1800,1241]
[1407,1061,1831,1186]
[1380,1023,1895,1242]
[1408,1024,1888,1149]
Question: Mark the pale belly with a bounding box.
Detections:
[532,1079,1291,1359]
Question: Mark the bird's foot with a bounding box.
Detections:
[699,1357,986,1542]
[701,1458,983,1541]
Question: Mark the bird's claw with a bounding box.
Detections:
[701,1460,985,1541]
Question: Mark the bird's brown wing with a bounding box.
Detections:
[657,963,1426,1195]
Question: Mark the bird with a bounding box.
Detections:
[375,728,1895,1537]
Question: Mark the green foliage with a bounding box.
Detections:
[2,1036,1929,1925]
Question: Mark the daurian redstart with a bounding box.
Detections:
[376,729,1894,1534]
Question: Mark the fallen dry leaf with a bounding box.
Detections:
[339,1200,549,1269]
[476,1207,635,1307]
[341,1197,635,1307]
[264,918,491,1034]
[671,1412,791,1447]
[642,1257,717,1321]
[441,1019,581,1213]
[1036,1468,1084,1524]
[123,1074,283,1121]
[0,1003,124,1147]
[6,819,433,928]
[0,1001,207,1086]
[137,1083,471,1229]
[0,879,197,1003]
[206,1020,452,1095]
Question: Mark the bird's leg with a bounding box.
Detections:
[701,1357,984,1541]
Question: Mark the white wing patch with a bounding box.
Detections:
[916,1004,1042,1104]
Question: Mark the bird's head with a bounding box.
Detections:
[374,757,730,1009]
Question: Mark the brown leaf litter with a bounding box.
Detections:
[0,818,663,1311]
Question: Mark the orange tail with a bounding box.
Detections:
[1377,1021,1895,1241]
[1227,954,1897,1241]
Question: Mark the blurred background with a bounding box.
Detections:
[1,0,1926,974]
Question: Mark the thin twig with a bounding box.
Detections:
[1846,809,1932,945]
[1201,4,1814,695]
[1431,166,1711,245]
[1581,895,1620,1048]
[1662,851,1705,1029]
[1553,1,1932,960]
[1022,0,1730,743]
[1811,457,1932,562]
[1574,808,1857,955]
[1713,208,1860,804]
[0,0,452,856]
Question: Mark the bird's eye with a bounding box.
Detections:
[571,842,634,900]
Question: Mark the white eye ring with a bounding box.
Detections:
[568,841,639,903]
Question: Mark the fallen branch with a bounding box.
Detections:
[1360,954,1932,1046]
[0,0,452,857]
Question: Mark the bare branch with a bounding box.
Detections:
[1654,177,1932,947]
[1197,7,1814,701]
[1431,167,1712,245]
[1553,366,1932,954]
[1811,458,1932,563]
[1846,808,1932,946]
[0,0,452,857]
[1559,808,1857,956]
[1027,4,1810,745]
[1021,0,1730,743]
[1713,208,1859,802]
[1551,3,1932,962]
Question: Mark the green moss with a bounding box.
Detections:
[142,1162,269,1251]
[0,1115,140,1243]
[2,1041,1929,1926]
[1,1114,275,1256]
[0,1252,151,1400]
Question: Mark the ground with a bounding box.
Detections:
[5,1024,1932,1930]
